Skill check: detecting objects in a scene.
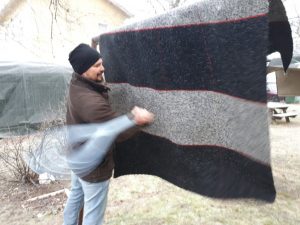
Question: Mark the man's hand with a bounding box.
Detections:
[131,106,154,126]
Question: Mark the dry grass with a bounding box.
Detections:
[0,104,299,225]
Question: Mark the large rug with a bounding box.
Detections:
[100,0,276,202]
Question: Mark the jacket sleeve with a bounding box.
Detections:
[75,92,140,140]
[116,114,140,142]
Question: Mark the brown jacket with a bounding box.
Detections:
[66,73,131,182]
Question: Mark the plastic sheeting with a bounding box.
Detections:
[0,61,72,137]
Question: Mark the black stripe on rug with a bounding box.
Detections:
[114,132,276,202]
[100,15,268,103]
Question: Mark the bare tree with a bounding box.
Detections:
[0,97,67,185]
[48,0,68,39]
[0,133,39,184]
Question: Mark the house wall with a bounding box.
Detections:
[0,0,128,63]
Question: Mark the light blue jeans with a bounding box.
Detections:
[63,173,110,225]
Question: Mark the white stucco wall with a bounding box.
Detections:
[0,0,128,64]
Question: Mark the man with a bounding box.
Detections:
[63,43,154,225]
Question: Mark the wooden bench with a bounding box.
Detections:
[272,112,298,122]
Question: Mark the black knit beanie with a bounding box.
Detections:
[69,43,102,75]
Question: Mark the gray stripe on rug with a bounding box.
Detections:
[112,0,268,32]
[109,83,270,165]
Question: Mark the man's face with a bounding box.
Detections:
[82,58,105,82]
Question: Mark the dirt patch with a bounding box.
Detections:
[0,178,68,225]
[0,104,299,225]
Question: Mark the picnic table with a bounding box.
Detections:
[267,102,298,122]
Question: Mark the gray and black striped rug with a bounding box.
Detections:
[100,0,277,202]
